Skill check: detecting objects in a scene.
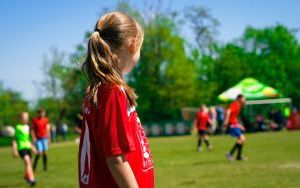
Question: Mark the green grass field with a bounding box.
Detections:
[0,131,299,188]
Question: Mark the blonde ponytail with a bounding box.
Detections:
[82,12,143,106]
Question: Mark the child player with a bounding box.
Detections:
[193,104,213,152]
[224,94,247,161]
[78,12,154,188]
[12,112,37,186]
[31,108,50,171]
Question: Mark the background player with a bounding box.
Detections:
[193,104,213,152]
[12,112,37,186]
[31,108,50,171]
[224,94,247,161]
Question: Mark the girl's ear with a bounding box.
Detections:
[128,37,138,54]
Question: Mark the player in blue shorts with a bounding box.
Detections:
[31,108,50,171]
[224,94,247,161]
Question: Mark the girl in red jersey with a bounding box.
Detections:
[224,94,247,161]
[193,105,213,152]
[79,12,154,188]
[31,108,50,171]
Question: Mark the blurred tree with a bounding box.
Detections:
[128,14,198,121]
[184,5,221,105]
[38,46,88,126]
[42,48,66,99]
[240,25,300,105]
[185,6,220,55]
[0,82,29,127]
[208,44,252,100]
[36,2,300,127]
[35,97,64,124]
[200,24,300,106]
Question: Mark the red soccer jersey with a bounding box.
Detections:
[32,117,49,139]
[78,84,154,188]
[196,111,209,130]
[229,101,241,127]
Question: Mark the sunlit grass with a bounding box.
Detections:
[0,131,299,187]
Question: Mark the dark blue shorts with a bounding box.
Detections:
[198,129,208,136]
[229,127,243,138]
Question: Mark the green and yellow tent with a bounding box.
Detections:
[218,78,280,102]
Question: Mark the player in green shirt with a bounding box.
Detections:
[12,112,37,186]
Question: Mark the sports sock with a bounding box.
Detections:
[230,143,239,155]
[197,139,202,147]
[43,154,47,171]
[237,144,243,159]
[204,139,210,147]
[33,154,40,171]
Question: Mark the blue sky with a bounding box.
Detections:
[0,0,299,101]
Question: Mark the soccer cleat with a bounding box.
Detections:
[29,180,36,187]
[24,177,36,187]
[208,145,213,150]
[197,147,203,152]
[226,152,234,161]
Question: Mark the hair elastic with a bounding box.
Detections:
[95,28,102,34]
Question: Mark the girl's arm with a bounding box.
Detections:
[224,109,231,127]
[191,119,197,133]
[31,143,37,155]
[238,124,246,132]
[47,123,51,143]
[208,118,214,127]
[30,129,37,143]
[106,154,139,188]
[12,140,19,158]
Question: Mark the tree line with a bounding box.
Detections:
[1,1,299,128]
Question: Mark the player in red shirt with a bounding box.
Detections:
[193,105,213,152]
[224,94,247,161]
[31,108,50,171]
[78,12,154,188]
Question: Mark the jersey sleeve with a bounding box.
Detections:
[101,86,136,157]
[45,118,49,125]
